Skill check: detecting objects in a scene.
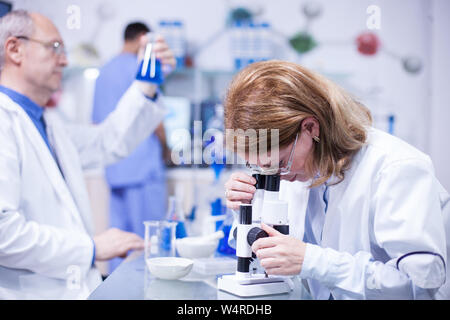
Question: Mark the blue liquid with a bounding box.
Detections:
[136,58,164,84]
[211,161,225,181]
[217,224,236,255]
[175,221,187,239]
[160,226,172,251]
[176,56,185,69]
[388,115,395,135]
[211,198,224,216]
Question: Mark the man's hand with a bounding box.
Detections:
[153,35,176,71]
[252,223,306,276]
[93,228,144,261]
[137,34,176,71]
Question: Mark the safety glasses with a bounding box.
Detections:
[15,36,67,56]
[246,132,299,176]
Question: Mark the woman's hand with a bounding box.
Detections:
[224,172,257,210]
[252,223,306,276]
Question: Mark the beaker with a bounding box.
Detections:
[143,220,177,260]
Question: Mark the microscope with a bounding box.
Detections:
[217,174,293,297]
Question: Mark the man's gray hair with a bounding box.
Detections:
[0,10,34,71]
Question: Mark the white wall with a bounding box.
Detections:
[430,0,450,191]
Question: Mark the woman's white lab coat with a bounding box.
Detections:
[286,128,449,299]
[0,83,166,299]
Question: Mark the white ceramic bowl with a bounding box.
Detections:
[145,257,194,280]
[175,237,220,259]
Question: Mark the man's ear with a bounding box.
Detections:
[301,116,320,139]
[4,37,24,66]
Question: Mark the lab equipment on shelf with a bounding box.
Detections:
[159,20,187,69]
[231,21,273,70]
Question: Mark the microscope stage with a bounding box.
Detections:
[217,274,293,297]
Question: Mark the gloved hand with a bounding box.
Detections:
[135,34,176,98]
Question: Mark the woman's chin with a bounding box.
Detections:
[281,174,298,182]
[282,173,309,182]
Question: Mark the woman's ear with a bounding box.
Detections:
[301,117,320,139]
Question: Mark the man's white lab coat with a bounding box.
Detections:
[0,83,166,299]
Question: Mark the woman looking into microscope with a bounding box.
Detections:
[223,60,449,300]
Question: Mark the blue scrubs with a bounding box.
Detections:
[92,53,167,273]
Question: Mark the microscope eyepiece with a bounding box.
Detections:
[265,175,280,192]
[252,174,266,190]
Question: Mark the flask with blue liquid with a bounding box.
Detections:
[216,208,236,255]
[166,196,187,239]
[136,34,164,85]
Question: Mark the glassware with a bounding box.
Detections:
[216,208,237,255]
[143,220,177,261]
[136,33,164,84]
[166,196,187,239]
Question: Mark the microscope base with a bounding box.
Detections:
[217,274,293,297]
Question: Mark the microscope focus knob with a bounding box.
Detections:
[247,227,269,246]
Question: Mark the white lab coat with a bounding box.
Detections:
[0,82,166,299]
[229,128,449,299]
[290,128,449,299]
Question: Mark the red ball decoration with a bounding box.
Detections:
[356,32,380,56]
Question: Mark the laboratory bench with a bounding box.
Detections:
[88,250,312,300]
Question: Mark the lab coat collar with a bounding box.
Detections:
[0,85,44,121]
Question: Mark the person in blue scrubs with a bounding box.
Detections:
[92,22,169,273]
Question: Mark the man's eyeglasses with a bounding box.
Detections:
[15,36,67,56]
[246,133,299,176]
